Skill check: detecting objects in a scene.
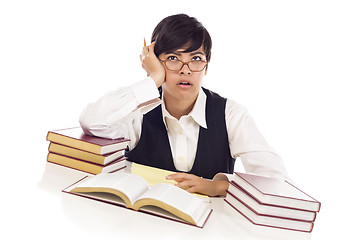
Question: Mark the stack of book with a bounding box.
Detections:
[224,172,321,233]
[46,127,130,174]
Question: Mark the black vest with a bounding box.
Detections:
[125,88,235,179]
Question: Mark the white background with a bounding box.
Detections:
[1,0,359,239]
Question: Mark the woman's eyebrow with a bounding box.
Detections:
[190,51,205,56]
[165,51,205,56]
[165,51,182,56]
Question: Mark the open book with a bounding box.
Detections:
[63,172,212,227]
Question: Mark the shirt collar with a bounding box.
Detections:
[161,88,208,129]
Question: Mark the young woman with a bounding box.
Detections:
[80,14,290,196]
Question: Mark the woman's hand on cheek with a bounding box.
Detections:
[140,42,165,88]
[166,173,229,197]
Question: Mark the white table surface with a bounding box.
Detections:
[18,162,313,240]
[3,153,359,240]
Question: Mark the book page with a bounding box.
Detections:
[72,172,149,205]
[131,162,177,186]
[135,183,209,225]
[131,163,210,201]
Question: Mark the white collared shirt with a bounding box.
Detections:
[80,77,290,180]
[162,89,207,171]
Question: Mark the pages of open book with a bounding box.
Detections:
[73,172,149,205]
[63,173,213,227]
[135,183,209,225]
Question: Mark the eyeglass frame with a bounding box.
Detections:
[159,59,208,72]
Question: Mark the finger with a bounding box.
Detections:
[167,173,195,182]
[143,46,150,54]
[184,186,198,194]
[176,183,199,194]
[141,45,149,57]
[175,180,195,189]
[140,48,149,61]
[149,41,155,53]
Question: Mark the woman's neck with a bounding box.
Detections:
[163,93,197,120]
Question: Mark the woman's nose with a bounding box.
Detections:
[179,63,192,75]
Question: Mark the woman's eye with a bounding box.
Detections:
[192,56,202,61]
[167,56,178,61]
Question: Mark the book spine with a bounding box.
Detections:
[48,142,125,165]
[47,153,101,174]
[224,198,314,233]
[47,132,102,154]
[47,153,125,175]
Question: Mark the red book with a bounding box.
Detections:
[46,127,130,155]
[48,142,125,165]
[233,173,321,212]
[228,181,317,222]
[225,191,314,233]
[62,173,213,228]
[47,152,127,175]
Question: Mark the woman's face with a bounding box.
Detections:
[158,45,207,104]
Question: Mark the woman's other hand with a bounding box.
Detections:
[140,42,165,88]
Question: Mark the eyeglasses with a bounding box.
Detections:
[160,59,208,72]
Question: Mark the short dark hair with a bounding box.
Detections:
[151,14,212,62]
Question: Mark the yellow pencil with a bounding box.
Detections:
[144,38,149,77]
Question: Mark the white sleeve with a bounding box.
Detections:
[79,77,161,149]
[225,99,290,181]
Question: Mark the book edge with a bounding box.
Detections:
[48,127,130,147]
[234,173,320,210]
[47,154,126,175]
[226,190,315,222]
[230,181,317,215]
[224,199,314,233]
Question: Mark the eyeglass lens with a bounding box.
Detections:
[166,60,206,71]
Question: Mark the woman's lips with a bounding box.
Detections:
[177,81,192,88]
[178,82,191,85]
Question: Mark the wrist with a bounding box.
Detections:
[212,180,229,197]
[151,72,165,88]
